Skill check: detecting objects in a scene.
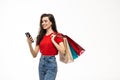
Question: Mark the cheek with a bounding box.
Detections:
[49,22,52,26]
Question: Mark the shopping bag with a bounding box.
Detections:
[68,43,78,59]
[59,37,74,64]
[56,33,85,64]
[65,35,85,56]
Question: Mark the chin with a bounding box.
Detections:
[43,28,46,30]
[43,27,47,30]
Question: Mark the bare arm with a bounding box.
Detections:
[27,38,39,58]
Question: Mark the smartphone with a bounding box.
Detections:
[25,32,34,42]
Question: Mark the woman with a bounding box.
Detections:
[26,13,65,80]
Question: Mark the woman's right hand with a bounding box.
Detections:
[26,37,33,45]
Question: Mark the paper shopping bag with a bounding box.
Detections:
[59,37,74,64]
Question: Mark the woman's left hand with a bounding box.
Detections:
[51,34,56,41]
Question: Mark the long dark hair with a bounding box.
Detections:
[36,13,58,45]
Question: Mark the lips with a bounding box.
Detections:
[42,25,47,29]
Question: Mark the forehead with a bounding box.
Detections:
[42,17,49,21]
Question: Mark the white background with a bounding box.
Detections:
[0,0,120,80]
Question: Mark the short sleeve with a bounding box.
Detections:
[54,35,63,44]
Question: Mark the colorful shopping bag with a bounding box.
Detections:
[65,35,85,56]
[57,33,85,64]
[69,43,78,59]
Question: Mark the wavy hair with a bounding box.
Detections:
[36,13,58,45]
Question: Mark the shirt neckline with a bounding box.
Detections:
[45,32,54,37]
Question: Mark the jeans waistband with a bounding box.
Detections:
[41,55,55,57]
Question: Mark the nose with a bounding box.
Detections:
[42,21,45,24]
[42,21,45,25]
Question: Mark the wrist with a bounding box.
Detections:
[51,38,55,43]
[28,42,32,46]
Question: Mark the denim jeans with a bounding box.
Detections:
[38,55,57,80]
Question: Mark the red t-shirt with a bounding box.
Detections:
[39,33,63,56]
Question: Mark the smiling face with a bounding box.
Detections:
[41,17,52,30]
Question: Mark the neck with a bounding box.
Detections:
[46,27,54,35]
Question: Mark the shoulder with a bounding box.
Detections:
[54,32,64,43]
[56,32,64,37]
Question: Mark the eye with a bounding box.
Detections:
[42,20,47,23]
[44,20,48,23]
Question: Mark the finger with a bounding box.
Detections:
[27,39,32,43]
[29,37,34,42]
